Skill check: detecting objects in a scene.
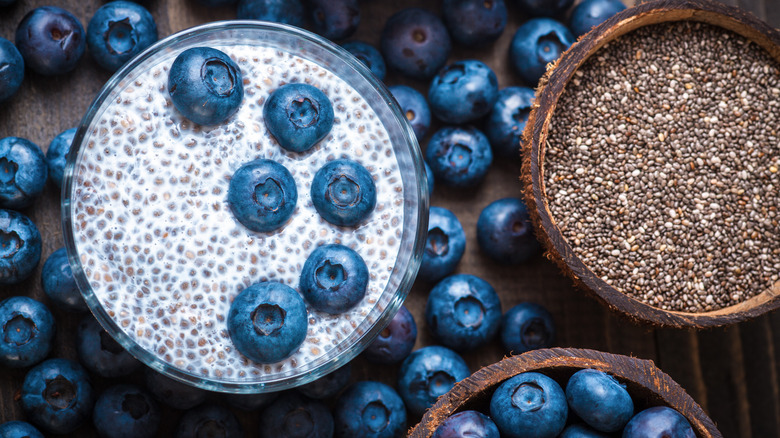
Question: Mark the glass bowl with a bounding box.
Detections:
[62,21,428,393]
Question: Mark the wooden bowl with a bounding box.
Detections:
[408,348,721,437]
[520,0,780,328]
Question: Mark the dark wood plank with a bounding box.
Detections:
[655,329,709,412]
[739,316,780,437]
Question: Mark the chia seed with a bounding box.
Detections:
[545,21,780,313]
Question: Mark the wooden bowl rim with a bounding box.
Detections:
[408,347,722,438]
[520,0,780,328]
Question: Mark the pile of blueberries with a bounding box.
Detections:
[0,0,698,437]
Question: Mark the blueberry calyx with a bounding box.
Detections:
[99,330,124,355]
[203,58,237,97]
[513,382,544,412]
[0,157,18,185]
[104,19,135,55]
[315,261,346,290]
[122,393,150,420]
[362,401,389,432]
[454,296,484,328]
[44,376,77,410]
[428,371,456,399]
[288,97,319,128]
[326,175,361,208]
[426,228,449,256]
[4,314,35,345]
[251,304,285,336]
[0,231,21,258]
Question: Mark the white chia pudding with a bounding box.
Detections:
[69,44,406,382]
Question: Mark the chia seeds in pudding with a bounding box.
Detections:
[70,44,406,381]
[545,21,780,313]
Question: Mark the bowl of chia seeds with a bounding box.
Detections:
[522,0,780,327]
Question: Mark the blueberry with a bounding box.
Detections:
[334,381,406,438]
[380,8,451,80]
[566,369,633,432]
[14,6,86,76]
[342,41,385,81]
[177,404,243,438]
[168,47,244,126]
[21,358,95,434]
[428,60,499,124]
[311,159,376,227]
[425,126,492,188]
[227,159,297,233]
[228,281,308,363]
[442,0,507,47]
[559,424,610,438]
[419,206,465,282]
[0,209,42,285]
[489,372,567,438]
[388,85,431,141]
[309,0,360,41]
[622,407,696,438]
[145,368,207,410]
[0,38,24,103]
[259,392,334,438]
[0,421,44,438]
[194,0,238,6]
[223,392,279,411]
[510,18,574,85]
[46,127,76,190]
[500,302,555,354]
[0,137,48,209]
[477,197,540,264]
[298,362,351,399]
[264,83,334,153]
[424,161,434,198]
[86,1,158,72]
[485,86,535,158]
[515,0,574,17]
[77,316,141,378]
[236,0,306,27]
[364,305,417,364]
[41,247,86,312]
[0,296,55,368]
[569,0,626,36]
[432,410,500,438]
[397,346,470,417]
[300,244,368,314]
[93,384,160,438]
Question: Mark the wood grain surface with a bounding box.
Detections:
[0,0,777,437]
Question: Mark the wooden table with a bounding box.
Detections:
[0,0,777,436]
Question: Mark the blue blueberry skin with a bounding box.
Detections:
[364,305,417,364]
[145,368,207,410]
[510,18,574,85]
[424,161,434,198]
[168,47,244,126]
[569,0,626,37]
[0,137,48,209]
[477,197,540,264]
[177,404,243,438]
[264,83,334,153]
[310,0,360,41]
[622,407,696,438]
[342,41,385,81]
[311,159,376,227]
[0,421,44,438]
[397,346,470,417]
[224,392,279,411]
[259,392,334,438]
[500,302,555,354]
[77,316,141,378]
[0,38,24,103]
[515,0,575,17]
[300,244,368,314]
[335,381,406,438]
[21,358,95,435]
[46,128,76,190]
[431,410,500,438]
[0,296,55,368]
[236,0,306,27]
[426,274,501,351]
[419,206,465,283]
[559,424,610,438]
[442,0,507,47]
[86,1,158,72]
[14,6,86,76]
[298,362,351,399]
[380,8,452,80]
[92,384,160,438]
[566,369,634,432]
[0,209,42,285]
[388,85,431,141]
[428,60,499,124]
[489,372,568,438]
[228,281,308,363]
[485,86,535,158]
[41,247,87,312]
[425,126,492,188]
[227,159,297,233]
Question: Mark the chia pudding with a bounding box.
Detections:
[66,27,421,387]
